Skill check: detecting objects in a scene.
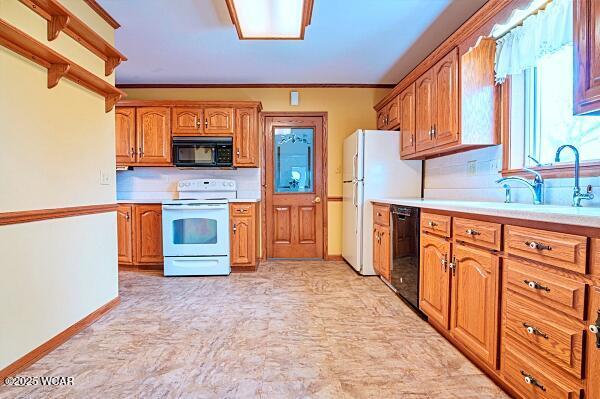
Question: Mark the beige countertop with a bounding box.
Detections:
[371,198,600,229]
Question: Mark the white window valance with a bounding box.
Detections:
[494,0,573,84]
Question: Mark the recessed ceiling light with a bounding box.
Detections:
[225,0,314,40]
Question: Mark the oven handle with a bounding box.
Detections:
[163,205,228,210]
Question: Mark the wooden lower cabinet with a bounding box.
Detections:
[373,224,391,281]
[230,202,259,270]
[419,233,451,328]
[117,204,163,269]
[587,286,600,398]
[450,244,500,368]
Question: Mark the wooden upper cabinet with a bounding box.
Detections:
[134,204,163,264]
[399,83,416,156]
[420,232,451,328]
[172,107,203,135]
[204,107,234,135]
[450,244,500,368]
[574,0,600,115]
[415,69,436,152]
[115,107,136,165]
[386,96,400,129]
[136,107,171,165]
[234,108,258,167]
[433,48,459,147]
[117,204,133,265]
[376,108,387,130]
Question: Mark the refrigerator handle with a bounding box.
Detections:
[352,181,358,207]
[352,153,358,180]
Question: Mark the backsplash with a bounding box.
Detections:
[116,168,261,200]
[424,146,600,207]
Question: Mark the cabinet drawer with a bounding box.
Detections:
[373,204,390,227]
[503,341,583,399]
[421,212,451,237]
[505,225,587,274]
[230,203,255,216]
[505,260,586,320]
[453,217,501,250]
[505,293,584,378]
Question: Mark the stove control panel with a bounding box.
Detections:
[177,179,237,192]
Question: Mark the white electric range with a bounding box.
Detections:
[162,179,237,276]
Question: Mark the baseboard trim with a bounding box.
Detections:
[325,254,344,261]
[0,296,120,379]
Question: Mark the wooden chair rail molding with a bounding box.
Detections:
[19,0,127,76]
[0,19,125,112]
[0,296,120,380]
[0,204,118,226]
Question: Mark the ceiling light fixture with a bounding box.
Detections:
[225,0,314,40]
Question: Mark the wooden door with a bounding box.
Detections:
[234,108,258,167]
[574,0,600,114]
[399,83,416,157]
[136,107,171,165]
[115,107,136,165]
[172,107,203,135]
[386,96,400,129]
[376,108,387,130]
[134,204,163,264]
[117,204,133,265]
[587,286,600,398]
[231,215,255,266]
[420,233,451,328]
[265,115,325,259]
[450,244,500,368]
[378,224,391,281]
[433,49,460,147]
[204,107,234,135]
[415,69,435,152]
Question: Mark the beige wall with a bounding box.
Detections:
[0,0,118,369]
[123,87,390,255]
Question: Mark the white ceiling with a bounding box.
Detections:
[99,0,489,85]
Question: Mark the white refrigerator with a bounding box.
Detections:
[342,130,422,275]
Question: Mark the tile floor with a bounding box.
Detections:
[0,261,509,398]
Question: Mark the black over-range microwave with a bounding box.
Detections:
[172,137,233,167]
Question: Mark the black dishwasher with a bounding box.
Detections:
[390,205,425,318]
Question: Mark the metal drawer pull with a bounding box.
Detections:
[522,323,548,339]
[525,241,552,251]
[520,371,546,391]
[428,221,438,228]
[523,279,550,292]
[465,229,481,236]
[590,310,600,349]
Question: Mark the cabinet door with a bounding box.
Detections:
[231,215,255,266]
[234,108,258,167]
[373,226,381,275]
[433,48,459,147]
[115,107,136,165]
[386,96,400,129]
[587,286,600,398]
[117,204,133,265]
[399,83,416,157]
[172,107,203,135]
[379,225,391,281]
[376,108,387,130]
[136,107,171,165]
[450,244,500,368]
[420,233,451,328]
[204,107,234,135]
[134,205,163,264]
[415,69,435,152]
[574,0,600,115]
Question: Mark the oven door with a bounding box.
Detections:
[162,203,229,257]
[173,143,217,167]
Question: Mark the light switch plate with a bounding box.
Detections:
[100,170,110,185]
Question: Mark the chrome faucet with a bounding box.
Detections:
[555,144,594,207]
[496,168,544,205]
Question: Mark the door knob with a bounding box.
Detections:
[312,196,321,204]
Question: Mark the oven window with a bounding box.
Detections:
[177,146,214,163]
[172,218,217,244]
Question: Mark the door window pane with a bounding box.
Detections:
[274,128,314,193]
[173,218,217,244]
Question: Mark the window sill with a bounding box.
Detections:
[501,161,600,179]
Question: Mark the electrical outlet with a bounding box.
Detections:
[467,161,477,176]
[100,170,110,185]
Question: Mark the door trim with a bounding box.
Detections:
[260,112,328,260]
